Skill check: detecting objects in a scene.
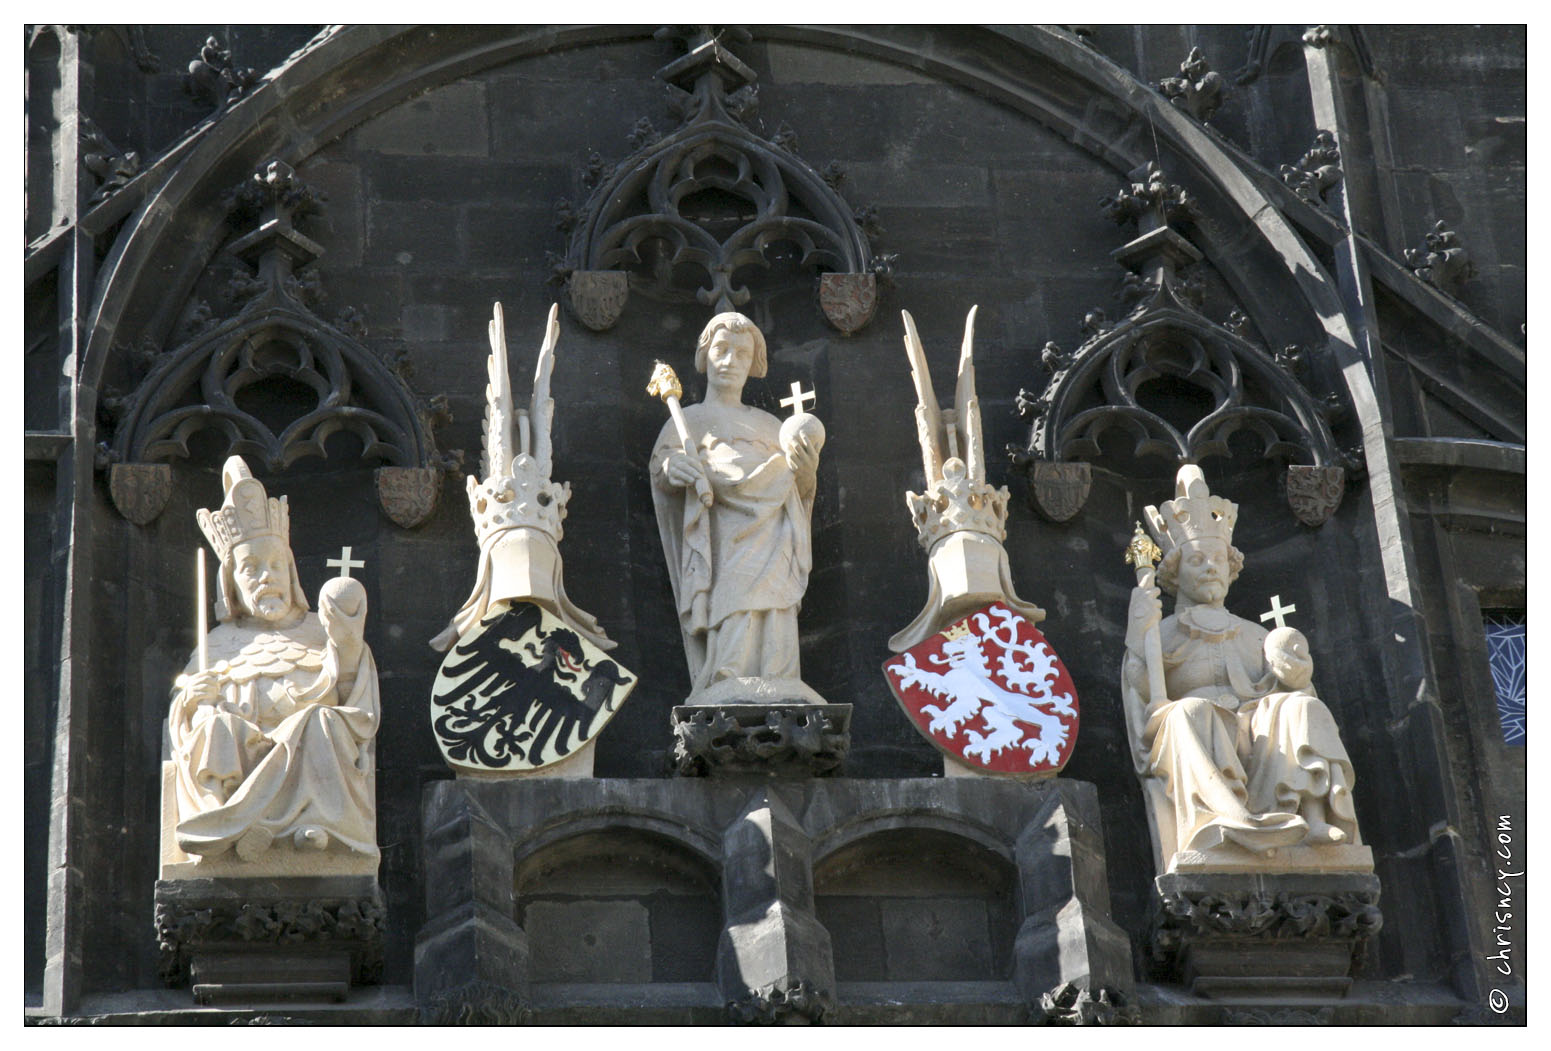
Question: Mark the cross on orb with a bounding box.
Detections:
[780,381,816,417]
[1259,594,1297,629]
[327,545,365,579]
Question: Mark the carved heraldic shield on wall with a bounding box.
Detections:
[884,603,1079,775]
[431,601,636,774]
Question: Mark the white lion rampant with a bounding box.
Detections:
[889,605,1075,765]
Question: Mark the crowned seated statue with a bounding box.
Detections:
[1122,466,1368,874]
[161,456,380,878]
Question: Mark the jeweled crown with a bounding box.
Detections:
[196,455,289,563]
[1146,464,1237,554]
[466,454,570,549]
[905,458,1010,550]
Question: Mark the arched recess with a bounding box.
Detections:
[813,827,1019,984]
[513,826,722,986]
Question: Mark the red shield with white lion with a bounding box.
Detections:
[882,603,1080,775]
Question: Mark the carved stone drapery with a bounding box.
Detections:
[1012,166,1349,526]
[561,27,883,333]
[106,161,445,527]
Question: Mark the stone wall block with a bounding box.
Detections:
[1011,781,1135,1002]
[414,783,529,1020]
[717,789,836,1020]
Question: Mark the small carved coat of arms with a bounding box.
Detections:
[431,600,636,774]
[1028,460,1092,523]
[883,603,1079,775]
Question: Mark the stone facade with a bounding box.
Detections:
[25,25,1523,1024]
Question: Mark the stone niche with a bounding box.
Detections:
[413,776,1132,1025]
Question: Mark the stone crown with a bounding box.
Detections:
[906,458,1009,550]
[466,454,570,548]
[1150,464,1237,553]
[196,455,289,563]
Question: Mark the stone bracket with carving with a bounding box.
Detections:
[1150,871,1382,1000]
[560,26,883,334]
[154,877,385,1002]
[672,704,851,777]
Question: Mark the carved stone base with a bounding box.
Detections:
[154,876,385,1004]
[672,704,851,776]
[1151,871,1382,1000]
[1033,982,1141,1025]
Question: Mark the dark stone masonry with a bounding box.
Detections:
[26,25,1522,1024]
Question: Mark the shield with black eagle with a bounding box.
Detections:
[430,600,636,773]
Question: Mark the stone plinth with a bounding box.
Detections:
[154,876,384,1005]
[1151,871,1383,1000]
[413,776,1133,1024]
[672,704,851,777]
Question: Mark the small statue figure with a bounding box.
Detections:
[167,456,379,871]
[1122,465,1364,873]
[649,312,822,702]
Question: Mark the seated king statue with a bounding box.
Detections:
[162,456,380,877]
[1122,465,1366,875]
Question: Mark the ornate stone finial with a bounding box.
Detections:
[1404,220,1475,295]
[1143,464,1238,558]
[1159,46,1225,122]
[195,456,289,563]
[1099,163,1196,231]
[80,117,141,205]
[1280,131,1343,205]
[184,35,256,113]
[1302,25,1337,48]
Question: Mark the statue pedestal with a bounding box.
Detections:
[1151,871,1382,1000]
[672,703,851,777]
[414,776,1134,1024]
[154,876,384,1005]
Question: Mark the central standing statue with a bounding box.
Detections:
[650,312,823,703]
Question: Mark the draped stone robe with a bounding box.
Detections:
[651,402,814,694]
[1124,605,1359,859]
[169,614,380,860]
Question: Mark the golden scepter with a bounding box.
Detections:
[1124,521,1167,706]
[646,361,712,508]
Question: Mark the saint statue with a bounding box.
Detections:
[167,456,380,869]
[1122,465,1362,872]
[650,312,822,701]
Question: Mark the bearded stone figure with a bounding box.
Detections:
[1122,465,1367,874]
[650,312,824,704]
[162,456,380,877]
